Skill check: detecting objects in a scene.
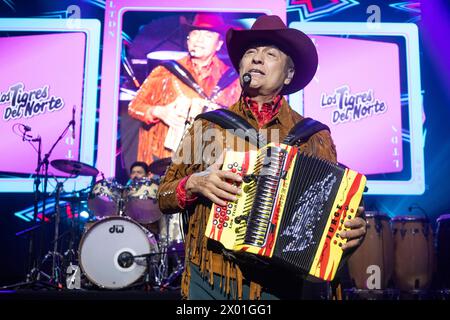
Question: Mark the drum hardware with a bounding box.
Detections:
[398,289,434,300]
[46,162,98,286]
[344,288,400,300]
[120,252,165,290]
[3,115,99,291]
[436,214,450,289]
[157,213,185,288]
[161,262,185,290]
[37,180,67,287]
[60,192,91,272]
[148,157,172,176]
[374,216,383,234]
[437,289,450,300]
[72,176,184,291]
[19,181,92,290]
[4,163,186,292]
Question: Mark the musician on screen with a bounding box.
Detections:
[128,13,241,165]
[158,15,366,300]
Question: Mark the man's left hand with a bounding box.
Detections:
[340,206,366,250]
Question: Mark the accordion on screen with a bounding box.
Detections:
[205,143,366,281]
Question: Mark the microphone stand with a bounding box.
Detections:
[2,120,74,290]
[37,120,73,287]
[28,134,42,281]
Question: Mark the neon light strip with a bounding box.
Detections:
[287,0,360,21]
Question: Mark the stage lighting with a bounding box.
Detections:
[79,210,90,219]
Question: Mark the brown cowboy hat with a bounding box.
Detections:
[183,13,227,36]
[226,15,318,95]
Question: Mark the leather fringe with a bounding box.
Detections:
[249,282,262,300]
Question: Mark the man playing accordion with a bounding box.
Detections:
[158,15,366,300]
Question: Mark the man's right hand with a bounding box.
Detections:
[151,96,191,127]
[185,151,242,206]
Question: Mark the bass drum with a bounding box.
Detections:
[78,216,159,289]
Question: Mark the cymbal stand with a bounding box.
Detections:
[41,179,68,287]
[63,190,83,265]
[3,119,74,290]
[158,214,184,289]
[118,184,126,217]
[35,119,74,288]
[28,133,43,282]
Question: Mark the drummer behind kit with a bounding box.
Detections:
[46,158,186,291]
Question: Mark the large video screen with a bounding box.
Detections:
[0,32,85,175]
[96,0,286,182]
[289,22,424,195]
[0,19,100,192]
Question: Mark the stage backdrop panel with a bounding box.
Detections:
[289,22,424,195]
[0,32,85,175]
[0,19,101,192]
[303,35,402,175]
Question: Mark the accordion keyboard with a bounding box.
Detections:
[244,145,286,247]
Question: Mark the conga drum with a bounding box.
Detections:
[348,212,394,289]
[392,216,434,291]
[436,214,450,289]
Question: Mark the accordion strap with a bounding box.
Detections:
[283,117,330,145]
[159,60,238,101]
[195,109,266,147]
[159,60,209,99]
[196,110,329,147]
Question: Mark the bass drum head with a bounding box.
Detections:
[78,216,158,289]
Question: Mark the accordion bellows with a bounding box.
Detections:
[205,143,366,281]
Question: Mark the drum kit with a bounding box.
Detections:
[20,157,184,291]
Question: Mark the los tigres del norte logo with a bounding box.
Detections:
[320,85,387,125]
[1,82,65,121]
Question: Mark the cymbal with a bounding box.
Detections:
[148,157,172,176]
[51,159,99,177]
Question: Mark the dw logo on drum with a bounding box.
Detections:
[109,225,125,234]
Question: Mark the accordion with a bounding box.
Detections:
[205,143,366,281]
